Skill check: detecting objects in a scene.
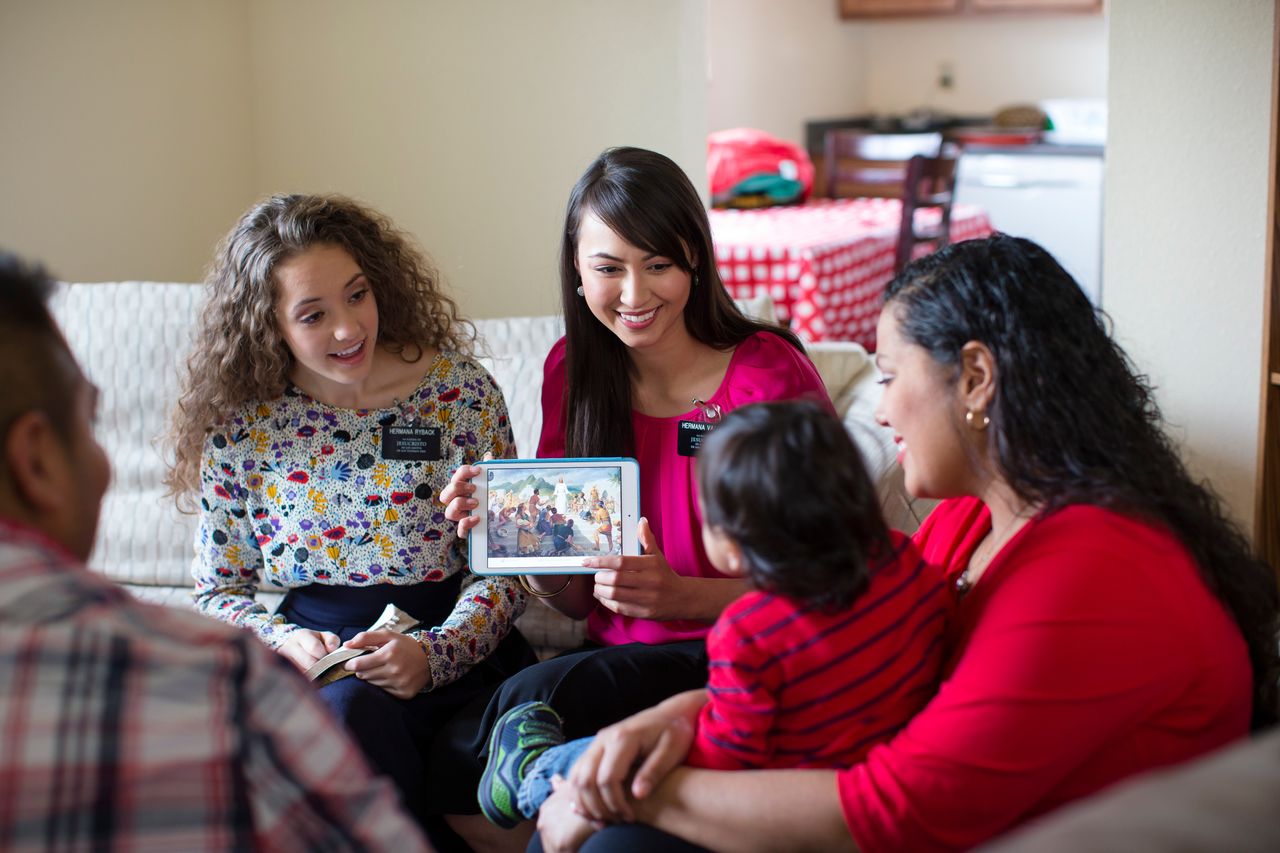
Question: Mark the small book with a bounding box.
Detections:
[304,603,421,686]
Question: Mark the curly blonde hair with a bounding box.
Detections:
[165,193,472,499]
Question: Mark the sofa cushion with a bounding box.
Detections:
[50,282,203,591]
[471,315,564,458]
[47,283,924,659]
[807,341,873,417]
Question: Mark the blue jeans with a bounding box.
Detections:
[518,736,594,818]
[425,639,708,816]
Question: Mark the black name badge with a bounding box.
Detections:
[677,420,716,457]
[381,423,443,461]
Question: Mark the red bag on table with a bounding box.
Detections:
[707,128,815,207]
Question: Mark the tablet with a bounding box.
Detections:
[468,457,640,575]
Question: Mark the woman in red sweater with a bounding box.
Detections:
[533,235,1280,853]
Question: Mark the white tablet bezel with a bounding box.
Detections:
[468,457,640,575]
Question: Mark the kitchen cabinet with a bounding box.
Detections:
[839,0,1100,17]
[969,0,1102,11]
[839,0,958,16]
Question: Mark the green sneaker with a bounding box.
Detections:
[478,701,565,828]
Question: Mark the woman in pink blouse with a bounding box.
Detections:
[433,147,833,848]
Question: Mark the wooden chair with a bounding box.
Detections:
[820,130,942,199]
[895,154,958,275]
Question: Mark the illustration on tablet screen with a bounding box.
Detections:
[486,466,624,558]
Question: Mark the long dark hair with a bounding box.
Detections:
[558,147,803,456]
[697,401,892,609]
[885,234,1280,727]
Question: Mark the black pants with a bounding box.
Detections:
[279,580,537,828]
[425,639,709,815]
[529,824,711,853]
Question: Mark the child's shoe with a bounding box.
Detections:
[478,701,565,828]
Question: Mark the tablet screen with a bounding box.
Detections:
[484,463,626,569]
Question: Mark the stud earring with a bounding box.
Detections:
[965,409,990,431]
[576,285,585,297]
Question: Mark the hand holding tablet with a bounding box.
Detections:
[456,458,641,575]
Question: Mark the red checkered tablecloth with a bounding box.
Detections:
[711,198,993,349]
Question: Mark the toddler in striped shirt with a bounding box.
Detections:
[477,400,951,828]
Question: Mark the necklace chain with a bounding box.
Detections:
[956,506,1034,598]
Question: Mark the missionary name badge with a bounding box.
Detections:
[381,423,443,461]
[677,420,717,457]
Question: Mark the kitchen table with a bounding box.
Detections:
[711,197,993,349]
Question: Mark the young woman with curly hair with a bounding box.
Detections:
[166,193,537,829]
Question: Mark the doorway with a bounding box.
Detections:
[1258,3,1280,576]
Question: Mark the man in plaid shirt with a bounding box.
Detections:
[0,253,431,851]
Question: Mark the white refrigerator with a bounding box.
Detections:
[955,148,1105,306]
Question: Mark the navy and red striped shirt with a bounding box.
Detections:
[686,531,949,770]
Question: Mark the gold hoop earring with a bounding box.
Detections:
[575,285,584,297]
[966,409,990,431]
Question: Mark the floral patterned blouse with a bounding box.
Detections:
[192,351,526,689]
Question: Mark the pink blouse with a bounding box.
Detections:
[537,331,833,646]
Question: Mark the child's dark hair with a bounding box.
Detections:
[697,400,892,609]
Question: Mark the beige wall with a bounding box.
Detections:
[861,15,1108,115]
[1,0,1102,310]
[7,1,1274,533]
[0,0,707,318]
[1105,0,1276,535]
[707,4,1107,144]
[708,0,867,141]
[246,0,707,319]
[0,0,255,284]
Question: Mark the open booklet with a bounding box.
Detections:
[303,603,421,686]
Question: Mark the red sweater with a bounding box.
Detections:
[686,532,949,770]
[839,497,1252,853]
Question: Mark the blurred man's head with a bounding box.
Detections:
[0,253,110,560]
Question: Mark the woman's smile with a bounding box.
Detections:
[575,212,693,351]
[330,338,368,365]
[616,307,659,329]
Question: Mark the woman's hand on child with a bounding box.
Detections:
[566,688,704,823]
[440,463,484,537]
[278,628,341,670]
[538,775,602,853]
[343,630,433,699]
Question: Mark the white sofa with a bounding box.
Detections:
[49,281,931,657]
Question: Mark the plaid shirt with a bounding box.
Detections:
[0,518,430,852]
